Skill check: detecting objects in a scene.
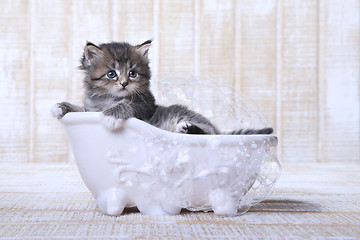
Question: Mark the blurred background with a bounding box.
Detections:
[0,0,359,164]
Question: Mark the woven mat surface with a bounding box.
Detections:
[0,163,359,239]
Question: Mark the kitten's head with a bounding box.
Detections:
[80,40,152,98]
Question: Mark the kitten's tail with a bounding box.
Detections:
[224,127,273,135]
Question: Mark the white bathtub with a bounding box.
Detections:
[59,112,280,216]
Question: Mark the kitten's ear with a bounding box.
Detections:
[83,42,103,64]
[136,39,152,57]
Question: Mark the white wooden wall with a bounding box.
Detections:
[0,0,359,163]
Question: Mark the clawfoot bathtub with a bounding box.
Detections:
[59,112,280,216]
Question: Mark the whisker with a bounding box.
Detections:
[133,89,147,104]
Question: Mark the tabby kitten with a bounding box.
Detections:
[51,40,273,135]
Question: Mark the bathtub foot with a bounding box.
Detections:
[160,202,182,215]
[209,189,238,217]
[96,188,127,216]
[136,200,181,216]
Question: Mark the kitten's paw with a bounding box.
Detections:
[176,121,206,134]
[176,121,192,134]
[51,102,77,119]
[51,103,65,119]
[101,114,124,130]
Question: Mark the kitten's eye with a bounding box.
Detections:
[128,70,138,79]
[106,70,117,79]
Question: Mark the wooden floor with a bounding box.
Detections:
[0,162,359,239]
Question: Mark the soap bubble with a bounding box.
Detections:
[152,72,271,132]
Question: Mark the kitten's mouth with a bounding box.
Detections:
[112,85,130,97]
[114,85,127,90]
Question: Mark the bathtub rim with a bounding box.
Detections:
[59,112,278,147]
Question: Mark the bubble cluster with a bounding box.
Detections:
[153,73,271,131]
[107,131,279,215]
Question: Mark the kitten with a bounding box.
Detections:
[51,40,273,135]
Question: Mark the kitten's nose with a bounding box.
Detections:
[120,80,128,87]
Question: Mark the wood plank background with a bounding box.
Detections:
[0,0,359,163]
